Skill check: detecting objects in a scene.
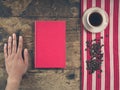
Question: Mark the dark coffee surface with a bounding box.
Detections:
[89,12,103,26]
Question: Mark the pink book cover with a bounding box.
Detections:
[35,21,66,68]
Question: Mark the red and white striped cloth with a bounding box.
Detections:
[81,0,120,90]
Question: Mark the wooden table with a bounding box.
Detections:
[0,0,80,90]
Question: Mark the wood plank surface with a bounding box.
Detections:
[0,0,80,90]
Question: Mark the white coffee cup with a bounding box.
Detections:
[82,7,109,33]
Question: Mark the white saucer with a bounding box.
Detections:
[82,7,109,33]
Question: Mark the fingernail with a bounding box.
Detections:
[4,43,7,47]
[25,49,28,54]
[9,36,11,39]
[25,49,28,52]
[13,33,15,37]
[19,36,22,39]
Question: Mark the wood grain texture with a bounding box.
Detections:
[19,69,80,90]
[1,0,80,17]
[0,0,80,90]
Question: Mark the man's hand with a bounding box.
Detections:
[4,33,29,90]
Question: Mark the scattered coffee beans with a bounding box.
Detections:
[85,38,104,74]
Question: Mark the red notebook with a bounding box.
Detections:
[35,21,66,68]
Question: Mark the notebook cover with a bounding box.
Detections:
[35,21,66,68]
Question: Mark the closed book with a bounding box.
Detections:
[35,21,66,68]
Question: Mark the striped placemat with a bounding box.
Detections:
[81,0,120,90]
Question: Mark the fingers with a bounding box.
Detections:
[12,33,17,53]
[24,49,28,66]
[4,43,7,58]
[8,36,12,55]
[17,36,23,54]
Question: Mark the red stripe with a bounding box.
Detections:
[96,0,102,89]
[96,34,101,90]
[96,0,101,7]
[96,1,102,90]
[81,0,84,90]
[104,0,110,90]
[87,1,92,90]
[113,0,119,90]
[87,33,92,90]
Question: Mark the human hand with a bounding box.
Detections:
[4,33,29,83]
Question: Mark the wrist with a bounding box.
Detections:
[6,76,22,90]
[7,76,22,84]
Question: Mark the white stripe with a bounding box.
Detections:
[101,0,105,90]
[110,0,114,90]
[101,30,105,90]
[118,0,120,89]
[83,0,87,90]
[92,34,96,90]
[92,0,96,90]
[92,0,96,7]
